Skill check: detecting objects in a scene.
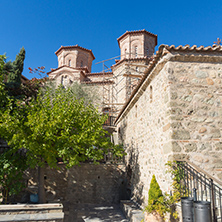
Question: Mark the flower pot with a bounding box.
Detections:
[145,212,164,222]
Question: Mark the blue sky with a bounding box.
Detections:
[1,0,222,79]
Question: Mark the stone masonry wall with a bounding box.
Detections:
[117,64,172,205]
[166,60,222,181]
[116,51,222,207]
[26,163,126,205]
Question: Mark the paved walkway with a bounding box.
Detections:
[65,204,129,222]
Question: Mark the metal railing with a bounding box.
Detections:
[176,160,222,222]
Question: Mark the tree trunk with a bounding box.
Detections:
[38,166,46,203]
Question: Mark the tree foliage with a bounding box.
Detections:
[0,84,124,202]
[1,86,122,168]
[7,47,25,88]
[0,150,27,203]
[145,175,168,219]
[0,54,28,203]
[0,55,8,108]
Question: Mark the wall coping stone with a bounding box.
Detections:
[0,204,64,222]
[0,203,63,211]
[0,213,64,222]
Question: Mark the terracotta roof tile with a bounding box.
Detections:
[112,57,153,69]
[161,44,222,52]
[47,65,89,75]
[55,45,95,60]
[86,71,113,77]
[82,80,114,85]
[117,29,157,46]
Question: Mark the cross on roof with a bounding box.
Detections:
[214,38,221,45]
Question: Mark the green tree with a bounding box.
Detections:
[7,47,25,88]
[0,149,28,203]
[0,55,28,203]
[0,85,124,203]
[145,175,168,219]
[0,55,7,107]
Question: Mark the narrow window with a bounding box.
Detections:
[68,60,71,67]
[150,85,153,103]
[135,46,138,57]
[135,105,137,117]
[136,66,139,72]
[81,61,83,67]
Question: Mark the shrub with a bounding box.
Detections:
[145,175,169,218]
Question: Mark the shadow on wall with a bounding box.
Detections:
[125,140,144,206]
[9,163,127,206]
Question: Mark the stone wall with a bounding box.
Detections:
[116,63,172,205]
[166,59,222,181]
[115,47,222,206]
[26,163,127,205]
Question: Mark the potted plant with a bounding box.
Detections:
[144,175,169,222]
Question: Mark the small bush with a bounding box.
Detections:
[145,175,169,218]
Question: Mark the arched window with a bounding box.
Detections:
[136,66,139,72]
[68,60,71,67]
[81,61,83,67]
[134,46,138,57]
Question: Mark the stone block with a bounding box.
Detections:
[170,92,178,100]
[210,129,221,138]
[163,142,172,154]
[163,123,170,132]
[164,94,169,103]
[172,141,182,152]
[214,160,222,168]
[183,95,193,102]
[199,127,207,133]
[217,172,222,181]
[206,77,214,85]
[205,117,214,123]
[215,142,222,150]
[191,116,206,122]
[168,154,188,161]
[199,143,212,151]
[172,130,190,140]
[195,70,208,78]
[192,155,206,163]
[184,143,197,152]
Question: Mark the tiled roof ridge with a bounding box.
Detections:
[112,56,153,69]
[86,71,113,76]
[55,45,95,59]
[117,29,157,42]
[161,44,222,52]
[47,65,89,75]
[82,80,114,85]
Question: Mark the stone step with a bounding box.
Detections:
[120,200,144,222]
